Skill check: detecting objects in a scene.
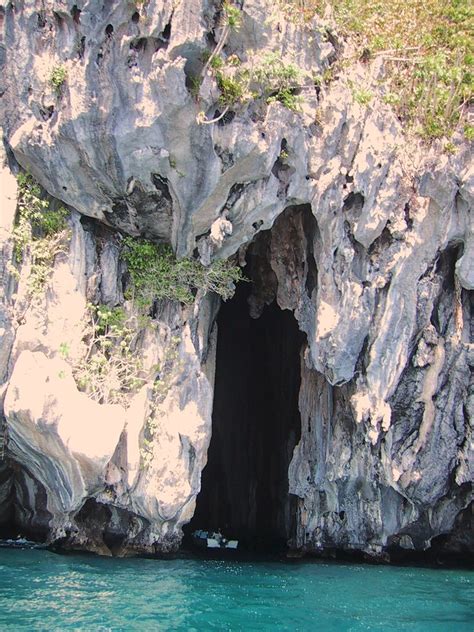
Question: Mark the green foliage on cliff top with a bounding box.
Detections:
[281,0,473,139]
[121,236,243,307]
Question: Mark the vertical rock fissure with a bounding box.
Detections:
[188,279,305,551]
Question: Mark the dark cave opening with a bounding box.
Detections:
[186,278,305,552]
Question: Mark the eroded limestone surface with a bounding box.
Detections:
[0,0,472,558]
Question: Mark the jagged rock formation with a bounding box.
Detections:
[0,0,472,559]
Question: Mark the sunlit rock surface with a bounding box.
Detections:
[0,0,472,558]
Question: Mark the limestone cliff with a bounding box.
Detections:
[0,0,472,560]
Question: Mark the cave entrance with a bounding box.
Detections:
[187,268,305,552]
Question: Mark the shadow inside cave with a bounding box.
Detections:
[184,276,305,553]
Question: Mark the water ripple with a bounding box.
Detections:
[0,550,472,631]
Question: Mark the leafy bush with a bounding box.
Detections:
[73,304,155,406]
[352,87,373,106]
[12,173,69,294]
[71,305,182,414]
[49,66,67,95]
[268,87,301,110]
[223,1,242,30]
[464,124,474,141]
[121,236,244,308]
[210,53,305,112]
[253,53,303,109]
[209,54,225,71]
[216,71,247,106]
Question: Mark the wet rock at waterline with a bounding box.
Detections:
[0,0,472,561]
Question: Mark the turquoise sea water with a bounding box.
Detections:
[0,548,472,631]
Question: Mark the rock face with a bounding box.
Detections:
[0,0,472,559]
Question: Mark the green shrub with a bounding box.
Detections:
[444,141,457,154]
[211,53,304,111]
[209,54,225,71]
[216,71,247,106]
[121,236,244,308]
[59,342,70,359]
[352,87,373,106]
[71,305,181,411]
[14,173,69,256]
[223,2,242,30]
[49,66,67,95]
[12,173,70,294]
[464,124,474,141]
[73,304,155,406]
[267,87,301,110]
[253,54,302,94]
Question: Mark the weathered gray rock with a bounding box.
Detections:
[0,0,472,558]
